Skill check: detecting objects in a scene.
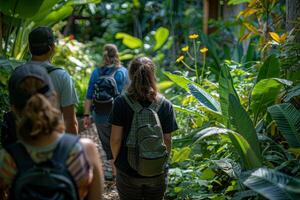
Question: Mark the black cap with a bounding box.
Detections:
[8,63,55,109]
[29,27,55,56]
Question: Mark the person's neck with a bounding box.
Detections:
[24,131,60,147]
[31,55,50,62]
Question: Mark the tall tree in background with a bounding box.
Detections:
[286,0,300,42]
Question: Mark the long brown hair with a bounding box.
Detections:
[127,56,158,101]
[102,44,121,67]
[16,77,64,142]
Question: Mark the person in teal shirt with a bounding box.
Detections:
[84,44,129,180]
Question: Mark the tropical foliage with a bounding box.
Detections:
[1,0,300,199]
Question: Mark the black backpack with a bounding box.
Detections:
[5,134,80,200]
[0,65,61,148]
[92,67,119,113]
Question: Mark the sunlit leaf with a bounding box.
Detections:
[200,168,216,180]
[71,0,101,5]
[171,147,191,163]
[158,81,174,90]
[239,32,252,42]
[36,5,73,26]
[119,53,134,61]
[228,0,251,5]
[173,105,204,117]
[115,32,142,49]
[243,22,259,34]
[257,54,280,82]
[269,32,281,43]
[194,127,262,169]
[251,79,282,123]
[153,27,169,51]
[188,83,221,113]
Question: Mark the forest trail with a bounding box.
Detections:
[79,123,119,200]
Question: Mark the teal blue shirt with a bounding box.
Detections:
[86,65,129,124]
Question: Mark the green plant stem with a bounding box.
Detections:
[200,54,206,85]
[186,51,194,60]
[193,40,199,83]
[181,60,195,72]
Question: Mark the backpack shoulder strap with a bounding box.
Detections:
[149,94,165,112]
[124,93,143,112]
[110,67,120,77]
[5,142,35,173]
[42,63,63,74]
[52,134,80,164]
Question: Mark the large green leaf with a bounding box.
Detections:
[194,127,262,170]
[188,83,221,113]
[251,79,282,123]
[243,168,300,200]
[219,64,240,126]
[229,94,261,158]
[30,0,61,22]
[71,0,101,5]
[257,54,280,83]
[284,84,300,102]
[0,0,44,19]
[228,0,251,5]
[36,5,74,26]
[163,71,191,91]
[268,103,300,148]
[173,105,204,117]
[115,32,142,49]
[153,27,169,51]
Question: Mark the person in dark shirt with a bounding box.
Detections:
[109,56,178,200]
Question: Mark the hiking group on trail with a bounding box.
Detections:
[0,26,178,200]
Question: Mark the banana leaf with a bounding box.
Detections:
[243,168,300,200]
[229,94,261,158]
[219,64,240,126]
[257,54,280,83]
[268,103,300,148]
[194,127,262,170]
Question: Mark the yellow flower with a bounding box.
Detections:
[176,55,184,63]
[181,46,189,52]
[200,47,208,53]
[189,34,199,39]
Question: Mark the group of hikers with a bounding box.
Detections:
[0,26,178,200]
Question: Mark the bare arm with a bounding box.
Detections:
[83,99,92,129]
[81,139,104,200]
[62,105,78,134]
[163,133,172,153]
[84,99,92,115]
[110,125,124,161]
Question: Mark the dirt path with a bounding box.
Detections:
[79,123,119,200]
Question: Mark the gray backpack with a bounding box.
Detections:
[124,94,168,177]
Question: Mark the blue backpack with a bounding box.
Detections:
[5,134,80,200]
[92,67,119,113]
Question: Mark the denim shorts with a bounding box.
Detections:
[116,170,168,200]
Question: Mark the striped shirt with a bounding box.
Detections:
[0,134,93,199]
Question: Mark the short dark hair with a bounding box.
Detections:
[29,27,55,56]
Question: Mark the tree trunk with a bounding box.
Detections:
[203,0,219,34]
[286,0,300,42]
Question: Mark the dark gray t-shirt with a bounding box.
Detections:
[109,94,178,177]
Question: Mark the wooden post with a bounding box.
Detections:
[203,0,220,34]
